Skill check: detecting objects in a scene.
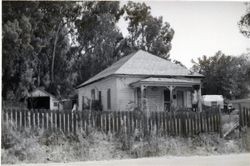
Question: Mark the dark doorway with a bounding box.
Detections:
[27,97,50,109]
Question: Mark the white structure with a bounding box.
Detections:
[202,95,224,109]
[77,50,204,112]
[28,88,61,110]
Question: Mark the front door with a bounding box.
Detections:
[177,91,184,107]
[164,89,170,111]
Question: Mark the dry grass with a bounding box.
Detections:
[1,121,246,164]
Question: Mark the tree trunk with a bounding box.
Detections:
[37,63,40,87]
[51,22,62,83]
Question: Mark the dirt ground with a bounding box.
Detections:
[2,153,250,166]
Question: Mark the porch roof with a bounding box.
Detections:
[130,77,200,88]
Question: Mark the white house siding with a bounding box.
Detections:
[78,76,202,112]
[78,76,118,111]
[116,76,144,111]
[50,97,60,110]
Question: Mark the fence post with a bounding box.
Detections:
[219,109,223,138]
[239,105,242,135]
[247,108,250,127]
[73,111,76,134]
[143,111,149,137]
[30,109,34,129]
[39,109,43,129]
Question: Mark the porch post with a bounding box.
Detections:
[166,85,174,112]
[170,85,173,111]
[198,84,202,112]
[140,85,145,111]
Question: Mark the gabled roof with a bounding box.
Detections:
[78,50,203,88]
[28,88,58,100]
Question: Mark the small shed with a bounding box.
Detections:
[27,88,61,110]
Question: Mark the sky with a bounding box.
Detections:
[118,1,250,68]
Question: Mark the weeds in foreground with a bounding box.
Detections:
[1,121,246,164]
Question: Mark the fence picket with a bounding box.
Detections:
[13,109,17,128]
[2,108,225,137]
[73,111,76,133]
[248,108,250,127]
[17,109,21,130]
[47,111,51,131]
[186,112,189,136]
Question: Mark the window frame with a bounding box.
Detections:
[54,102,58,107]
[107,89,111,110]
[91,89,95,100]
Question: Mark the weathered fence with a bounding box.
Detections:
[239,107,250,128]
[2,108,222,137]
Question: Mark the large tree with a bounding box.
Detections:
[2,1,41,99]
[124,2,174,59]
[2,1,81,100]
[73,1,124,85]
[2,1,176,101]
[192,51,250,99]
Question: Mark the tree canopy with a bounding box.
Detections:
[2,1,81,100]
[2,1,175,101]
[192,51,250,99]
[239,3,250,38]
[124,2,174,59]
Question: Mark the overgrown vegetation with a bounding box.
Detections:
[1,121,246,164]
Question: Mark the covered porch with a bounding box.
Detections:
[130,77,202,112]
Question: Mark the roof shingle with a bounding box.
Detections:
[78,50,203,87]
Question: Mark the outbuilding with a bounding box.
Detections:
[27,88,61,110]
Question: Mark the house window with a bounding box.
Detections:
[107,89,111,109]
[91,89,95,100]
[99,91,102,104]
[54,102,58,107]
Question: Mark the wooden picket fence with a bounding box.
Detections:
[2,108,222,137]
[239,107,250,128]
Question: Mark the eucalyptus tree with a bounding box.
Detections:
[2,1,81,99]
[2,1,41,99]
[2,1,177,100]
[74,1,124,84]
[124,2,174,59]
